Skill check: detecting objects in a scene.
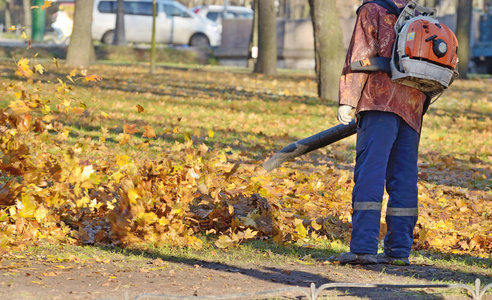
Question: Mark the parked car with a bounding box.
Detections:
[191,5,253,31]
[92,0,221,47]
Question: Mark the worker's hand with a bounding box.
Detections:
[337,105,354,125]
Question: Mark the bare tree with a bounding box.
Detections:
[254,0,277,75]
[456,0,472,78]
[113,0,127,45]
[247,0,259,68]
[66,0,96,67]
[308,0,345,101]
[22,0,31,37]
[150,0,157,74]
[4,0,13,29]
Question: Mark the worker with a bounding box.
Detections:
[337,0,426,265]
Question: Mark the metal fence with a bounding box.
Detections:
[98,278,492,300]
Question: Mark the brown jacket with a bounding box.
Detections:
[339,0,426,133]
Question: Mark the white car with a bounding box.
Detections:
[192,5,253,31]
[92,0,221,47]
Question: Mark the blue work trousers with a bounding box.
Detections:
[350,111,419,258]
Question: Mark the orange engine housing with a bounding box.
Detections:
[404,19,458,70]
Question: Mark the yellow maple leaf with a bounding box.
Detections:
[294,218,307,238]
[127,188,140,204]
[76,196,90,209]
[242,228,257,239]
[15,58,33,78]
[119,133,131,145]
[8,25,16,31]
[17,195,37,219]
[80,165,94,182]
[214,235,234,249]
[311,220,322,231]
[21,32,27,39]
[41,1,52,10]
[239,216,256,227]
[136,141,149,149]
[71,107,85,115]
[116,155,131,166]
[9,100,31,115]
[34,64,44,74]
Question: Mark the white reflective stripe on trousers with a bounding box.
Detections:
[386,207,419,216]
[353,202,383,210]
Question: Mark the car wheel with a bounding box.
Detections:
[189,33,210,48]
[101,31,114,45]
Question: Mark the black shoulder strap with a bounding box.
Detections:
[356,0,403,16]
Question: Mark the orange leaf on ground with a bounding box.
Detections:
[124,123,138,134]
[143,126,156,138]
[85,75,101,82]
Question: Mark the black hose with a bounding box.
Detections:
[262,119,357,172]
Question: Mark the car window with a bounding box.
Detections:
[98,1,153,16]
[125,2,153,16]
[98,1,115,13]
[163,4,191,18]
[223,11,235,19]
[206,11,219,22]
[235,12,253,19]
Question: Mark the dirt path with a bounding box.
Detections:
[1,249,491,300]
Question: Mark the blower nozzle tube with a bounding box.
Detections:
[262,119,357,172]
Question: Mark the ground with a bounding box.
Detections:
[0,246,490,300]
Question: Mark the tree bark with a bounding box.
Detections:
[22,0,31,38]
[308,0,345,101]
[5,0,13,29]
[254,0,277,75]
[456,0,472,79]
[66,0,96,67]
[113,0,127,45]
[247,0,259,68]
[150,0,157,74]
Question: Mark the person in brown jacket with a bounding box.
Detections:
[337,0,426,265]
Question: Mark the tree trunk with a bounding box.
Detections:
[254,0,277,75]
[308,0,345,101]
[113,0,127,45]
[456,0,472,79]
[150,0,157,74]
[247,0,259,68]
[31,0,46,43]
[66,0,96,67]
[5,0,13,29]
[22,0,31,38]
